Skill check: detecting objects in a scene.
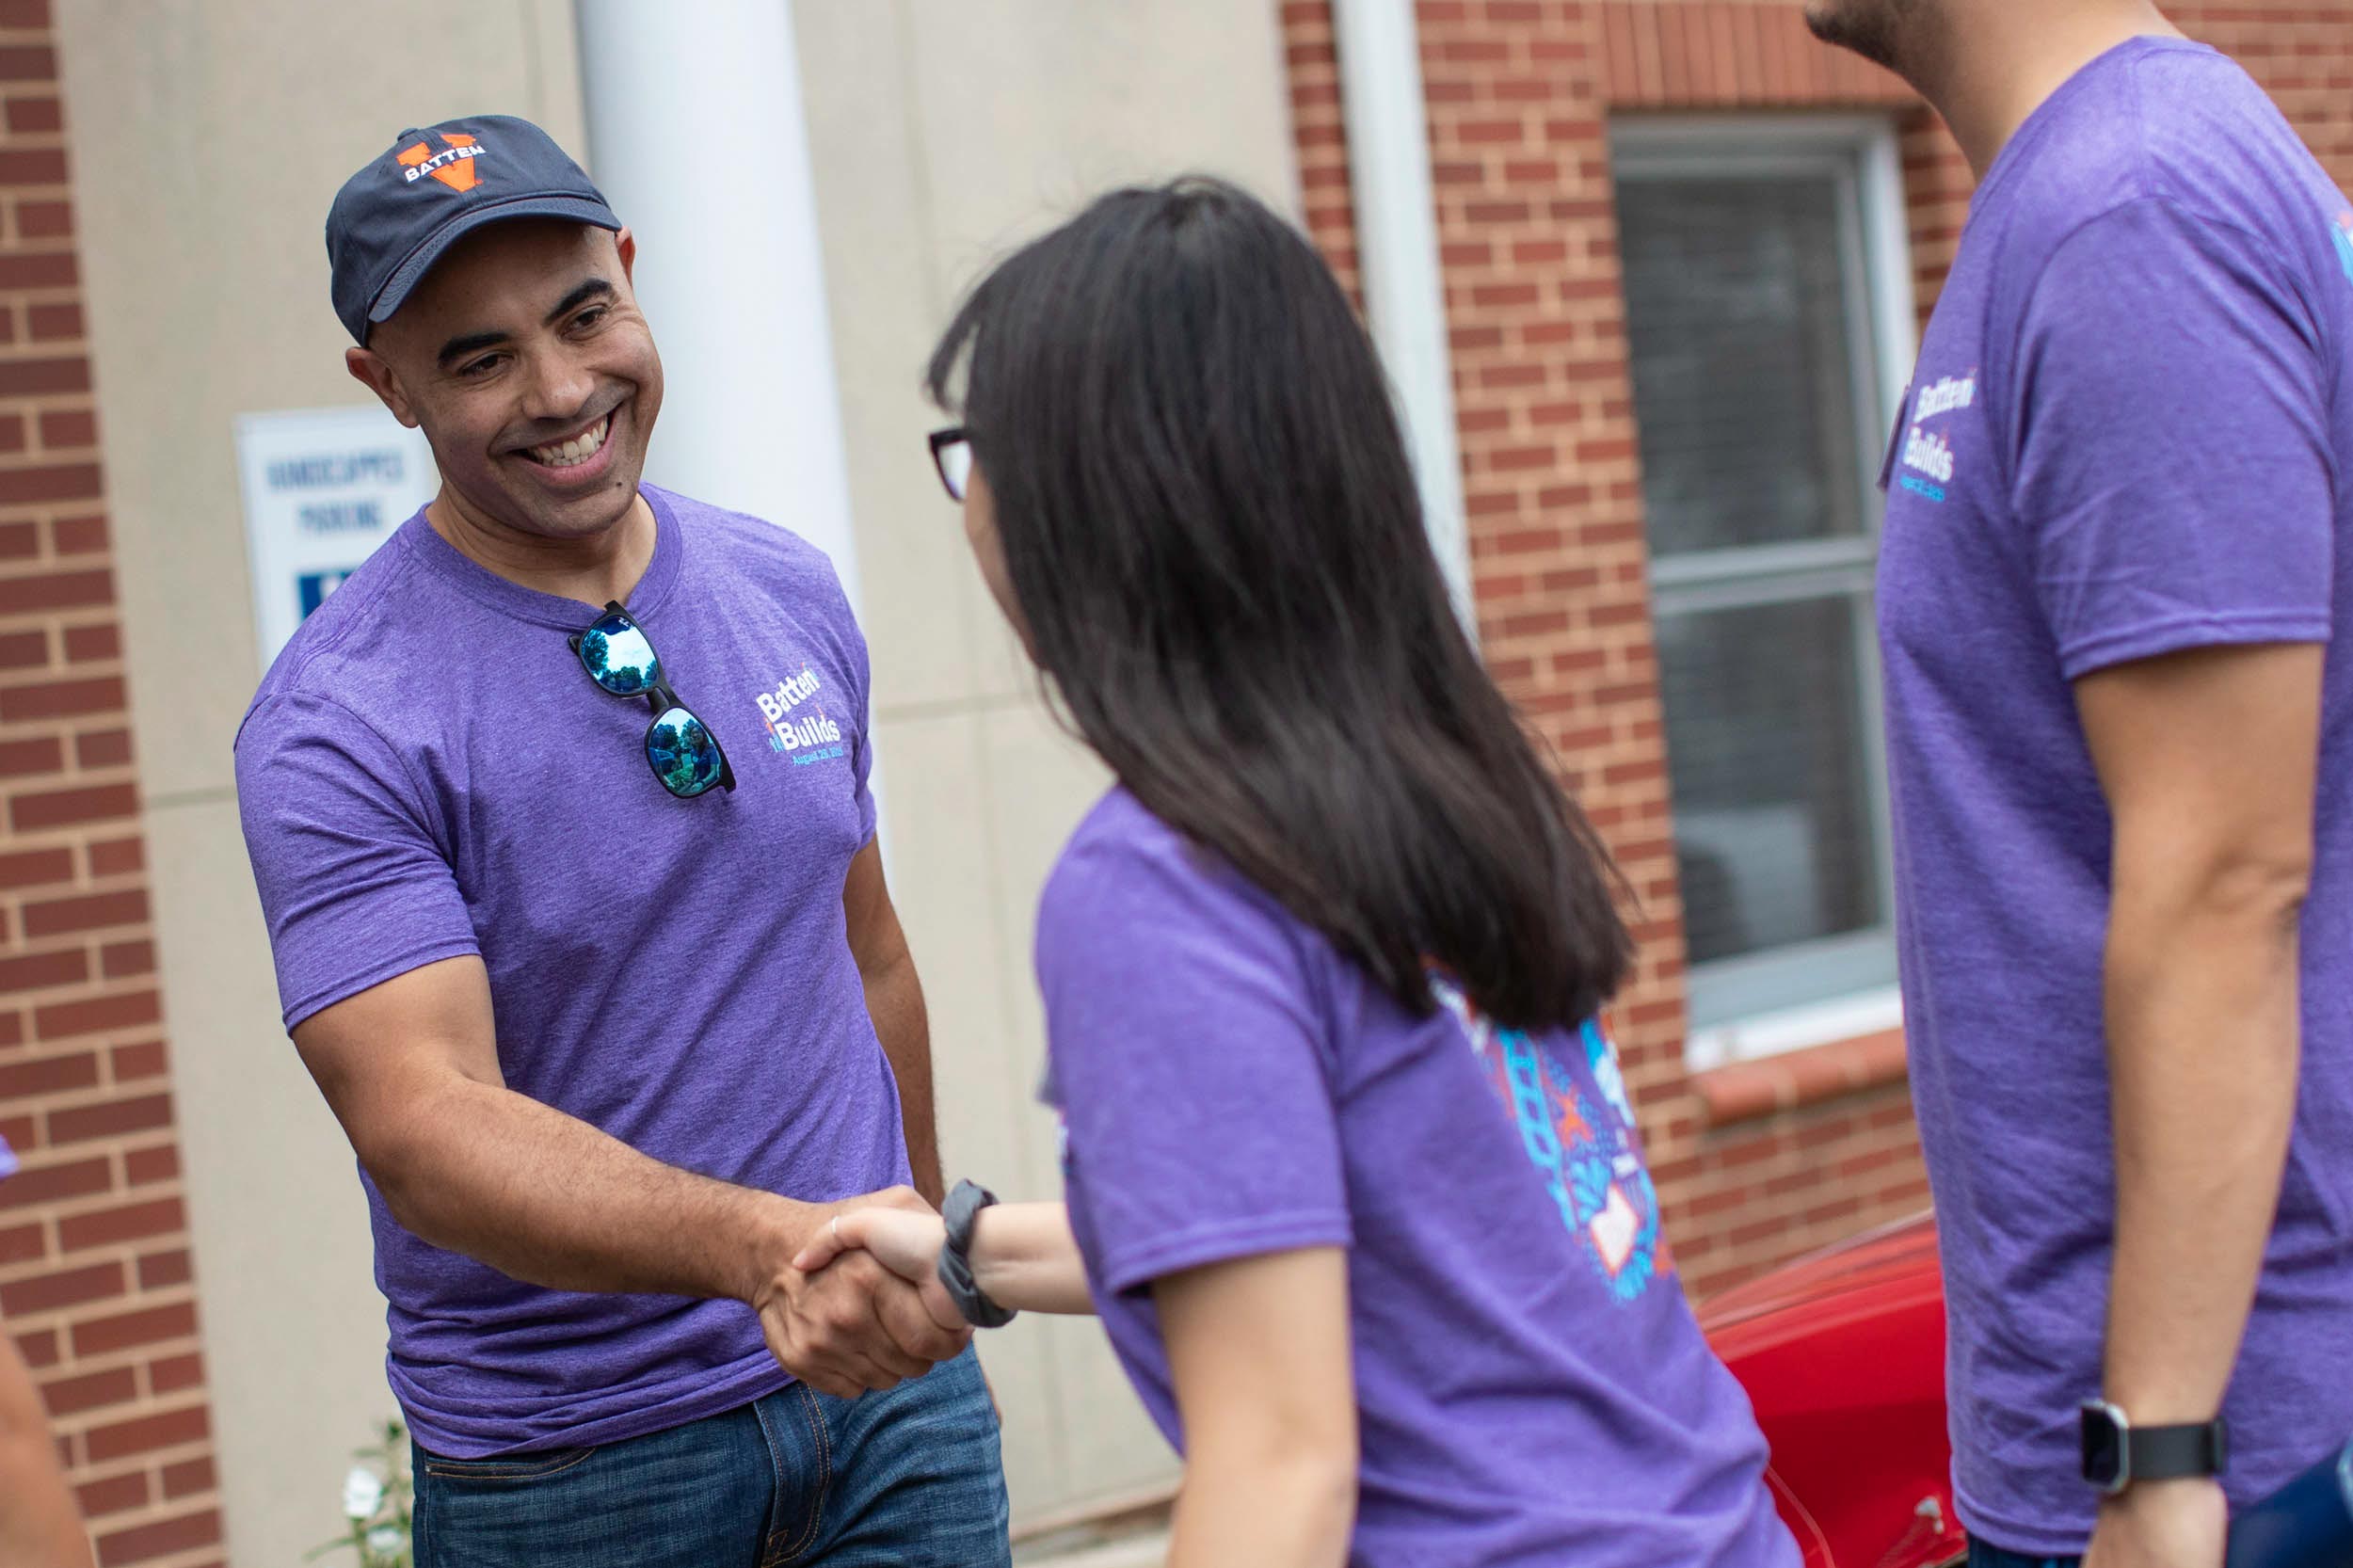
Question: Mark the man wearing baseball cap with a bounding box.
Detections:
[234,116,1010,1566]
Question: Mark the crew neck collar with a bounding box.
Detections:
[396,483,684,630]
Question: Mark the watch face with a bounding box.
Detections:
[2082,1402,2126,1492]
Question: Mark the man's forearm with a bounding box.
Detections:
[372,1075,812,1303]
[867,949,944,1206]
[2101,885,2301,1422]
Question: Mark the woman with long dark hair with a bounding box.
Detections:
[796,177,1796,1568]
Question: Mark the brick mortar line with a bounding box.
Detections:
[86,1500,226,1534]
[0,1134,181,1183]
[13,1218,190,1261]
[2,1266,199,1316]
[0,1087,174,1131]
[48,1351,209,1400]
[10,1180,188,1219]
[0,867,149,894]
[20,1315,201,1379]
[0,766,143,792]
[0,1206,188,1259]
[0,1285,200,1337]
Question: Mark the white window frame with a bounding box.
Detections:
[1609,115,1918,1067]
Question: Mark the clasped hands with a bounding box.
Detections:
[748,1185,961,1399]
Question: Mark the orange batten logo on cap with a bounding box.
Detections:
[394,132,483,193]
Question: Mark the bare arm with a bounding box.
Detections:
[293,954,967,1398]
[793,1200,1097,1316]
[971,1203,1094,1315]
[845,840,944,1208]
[1160,1247,1357,1568]
[0,1328,91,1568]
[2076,643,2317,1567]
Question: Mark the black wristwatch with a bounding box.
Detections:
[937,1179,1017,1329]
[2081,1401,2228,1496]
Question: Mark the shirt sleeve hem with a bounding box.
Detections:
[2057,611,2331,680]
[281,937,484,1034]
[1096,1209,1353,1298]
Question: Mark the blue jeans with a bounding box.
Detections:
[411,1350,1009,1568]
[1969,1541,2082,1568]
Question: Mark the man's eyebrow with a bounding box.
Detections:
[435,280,616,369]
[436,328,509,369]
[545,278,614,325]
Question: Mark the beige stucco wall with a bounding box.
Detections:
[58,0,1296,1556]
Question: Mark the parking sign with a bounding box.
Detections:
[234,406,437,670]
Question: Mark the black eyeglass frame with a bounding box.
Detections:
[568,600,737,798]
[929,424,971,503]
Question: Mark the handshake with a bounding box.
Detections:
[745,1186,963,1400]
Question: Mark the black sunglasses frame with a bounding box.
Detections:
[929,424,970,503]
[568,600,737,798]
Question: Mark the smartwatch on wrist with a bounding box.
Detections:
[2081,1400,2228,1496]
[937,1178,1017,1329]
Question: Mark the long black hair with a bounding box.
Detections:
[928,177,1631,1031]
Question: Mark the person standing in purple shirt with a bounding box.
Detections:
[1807,4,2353,1566]
[796,179,1797,1568]
[234,118,1007,1566]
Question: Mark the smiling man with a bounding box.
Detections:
[232,117,1010,1567]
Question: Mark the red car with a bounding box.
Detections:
[1699,1212,1967,1568]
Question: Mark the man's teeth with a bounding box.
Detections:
[529,415,610,469]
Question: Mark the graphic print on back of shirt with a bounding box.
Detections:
[1431,972,1666,1303]
[750,657,850,769]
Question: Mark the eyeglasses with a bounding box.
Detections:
[929,425,972,502]
[568,600,736,799]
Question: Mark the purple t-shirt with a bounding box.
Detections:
[1880,39,2353,1553]
[1037,790,1794,1568]
[235,485,904,1457]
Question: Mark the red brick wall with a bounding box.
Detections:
[1287,13,1363,306]
[1278,0,1931,1299]
[0,3,222,1563]
[1278,0,2353,1298]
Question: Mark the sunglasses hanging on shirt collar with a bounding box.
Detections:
[568,601,736,799]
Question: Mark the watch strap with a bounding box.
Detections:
[937,1179,1016,1329]
[2131,1419,2229,1484]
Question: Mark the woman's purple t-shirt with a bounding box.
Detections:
[1037,790,1795,1568]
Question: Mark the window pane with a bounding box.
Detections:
[1616,174,1869,557]
[1657,595,1881,966]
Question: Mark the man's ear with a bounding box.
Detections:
[614,226,636,284]
[345,345,419,428]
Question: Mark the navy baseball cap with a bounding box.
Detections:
[327,114,621,344]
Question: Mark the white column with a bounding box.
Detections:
[1332,0,1476,636]
[573,0,863,616]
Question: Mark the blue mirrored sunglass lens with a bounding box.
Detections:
[578,616,661,695]
[646,707,724,797]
